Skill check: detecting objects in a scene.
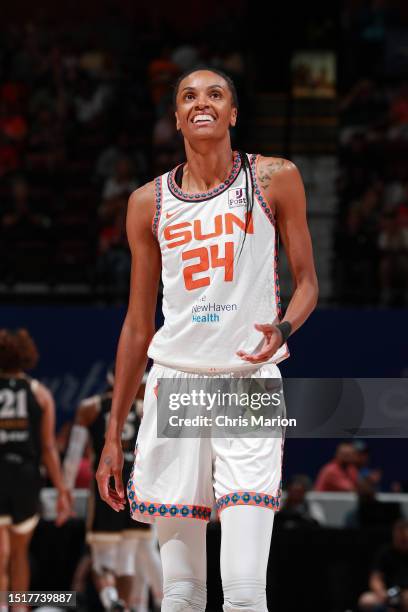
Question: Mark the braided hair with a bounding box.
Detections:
[172,67,254,260]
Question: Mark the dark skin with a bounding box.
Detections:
[0,371,72,595]
[76,385,145,509]
[237,154,317,363]
[96,70,318,511]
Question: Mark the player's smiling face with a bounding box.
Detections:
[175,71,237,140]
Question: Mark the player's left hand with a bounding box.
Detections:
[236,323,283,364]
[55,488,75,527]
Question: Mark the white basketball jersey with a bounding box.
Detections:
[147,150,289,371]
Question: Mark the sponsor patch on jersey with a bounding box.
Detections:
[228,188,247,208]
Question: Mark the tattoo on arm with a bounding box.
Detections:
[104,456,112,466]
[258,159,285,191]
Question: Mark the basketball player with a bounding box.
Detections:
[63,370,162,612]
[0,328,72,612]
[96,68,319,612]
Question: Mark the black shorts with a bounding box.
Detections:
[0,456,41,526]
[87,463,150,536]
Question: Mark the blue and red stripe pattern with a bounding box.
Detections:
[152,176,163,238]
[215,484,282,516]
[127,467,212,523]
[167,150,242,202]
[249,153,275,226]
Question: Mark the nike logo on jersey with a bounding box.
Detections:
[166,211,177,218]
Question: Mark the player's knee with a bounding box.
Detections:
[162,577,206,612]
[222,578,267,612]
[89,539,119,575]
[115,536,138,576]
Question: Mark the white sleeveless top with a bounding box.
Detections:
[147,150,289,372]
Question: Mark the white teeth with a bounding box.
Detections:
[193,114,215,123]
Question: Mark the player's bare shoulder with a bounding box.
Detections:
[126,180,157,245]
[257,156,306,216]
[257,156,300,193]
[128,181,156,222]
[30,378,54,410]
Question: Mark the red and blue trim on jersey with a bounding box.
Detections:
[248,152,287,343]
[249,153,275,226]
[152,176,163,238]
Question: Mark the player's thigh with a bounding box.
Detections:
[220,505,274,582]
[156,517,207,583]
[0,526,10,565]
[9,525,36,555]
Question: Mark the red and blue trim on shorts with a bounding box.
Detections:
[127,479,282,523]
[216,435,285,517]
[127,468,212,522]
[127,438,285,522]
[127,482,281,522]
[215,483,282,517]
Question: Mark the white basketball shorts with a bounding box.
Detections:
[127,362,285,524]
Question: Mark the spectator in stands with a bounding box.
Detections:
[276,475,326,529]
[9,23,47,84]
[0,96,27,143]
[0,177,52,283]
[358,519,408,611]
[353,440,382,489]
[379,182,408,306]
[1,177,51,234]
[26,106,65,172]
[345,184,383,304]
[314,442,359,492]
[98,158,139,278]
[153,101,180,151]
[94,130,147,185]
[73,72,112,124]
[171,44,201,73]
[388,82,408,141]
[96,207,130,295]
[339,79,388,143]
[0,131,20,177]
[147,45,180,110]
[102,156,138,202]
[0,90,26,183]
[344,478,401,529]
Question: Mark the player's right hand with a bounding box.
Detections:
[96,441,125,512]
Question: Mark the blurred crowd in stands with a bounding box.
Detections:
[334,0,408,306]
[1,2,407,308]
[0,23,246,295]
[273,440,406,532]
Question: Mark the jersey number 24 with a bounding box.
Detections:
[182,242,234,290]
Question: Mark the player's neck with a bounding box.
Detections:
[182,142,235,193]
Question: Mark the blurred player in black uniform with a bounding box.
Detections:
[0,329,72,612]
[63,370,162,612]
